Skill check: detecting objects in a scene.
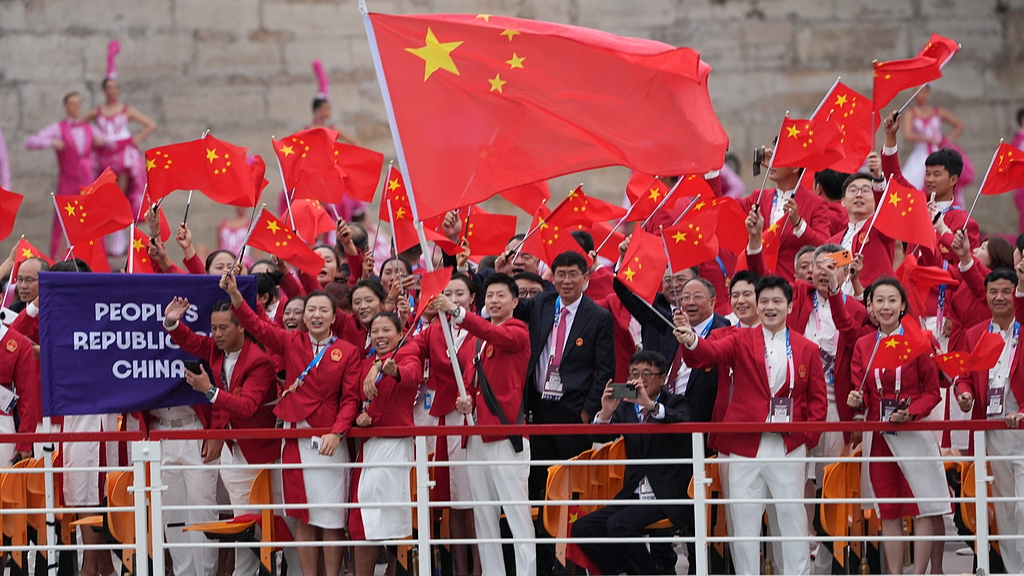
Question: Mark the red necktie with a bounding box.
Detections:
[552,307,569,366]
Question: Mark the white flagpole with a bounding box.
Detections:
[963,140,1003,226]
[236,205,265,264]
[856,176,891,257]
[127,221,135,274]
[810,76,841,119]
[361,1,469,405]
[755,112,788,206]
[50,194,78,270]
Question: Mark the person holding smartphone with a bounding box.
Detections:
[162,297,279,576]
[572,350,691,575]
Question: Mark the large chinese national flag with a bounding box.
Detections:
[367,12,729,219]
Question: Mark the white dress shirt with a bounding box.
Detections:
[988,322,1018,416]
[535,295,582,392]
[763,327,789,396]
[674,315,713,394]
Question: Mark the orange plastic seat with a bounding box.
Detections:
[2,459,34,570]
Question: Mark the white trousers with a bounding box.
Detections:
[63,413,120,506]
[726,435,809,576]
[220,444,260,576]
[988,428,1024,573]
[155,420,219,576]
[467,436,535,576]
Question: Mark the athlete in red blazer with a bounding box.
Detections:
[739,185,831,281]
[0,324,41,457]
[404,320,476,419]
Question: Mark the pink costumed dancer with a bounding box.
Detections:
[86,40,157,255]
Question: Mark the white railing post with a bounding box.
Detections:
[414,435,433,576]
[132,441,161,576]
[41,417,58,576]
[692,433,709,576]
[973,429,990,575]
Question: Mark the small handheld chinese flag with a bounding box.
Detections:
[0,187,24,242]
[11,237,54,277]
[980,143,1024,196]
[246,208,325,277]
[772,116,846,172]
[129,227,156,274]
[868,319,932,372]
[934,331,1005,379]
[616,228,667,303]
[146,135,257,207]
[274,128,346,204]
[873,180,937,252]
[284,199,335,244]
[463,205,517,258]
[814,82,874,173]
[55,168,134,247]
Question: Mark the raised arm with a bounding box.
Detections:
[222,273,290,355]
[163,297,216,359]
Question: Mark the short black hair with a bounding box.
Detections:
[370,310,403,333]
[507,233,525,245]
[629,350,668,375]
[51,259,89,272]
[305,289,339,311]
[513,271,545,286]
[449,271,477,297]
[210,300,240,325]
[257,271,282,300]
[483,273,518,299]
[204,250,235,273]
[730,270,760,290]
[755,275,793,304]
[551,251,588,274]
[815,169,850,201]
[985,268,1018,288]
[351,279,386,303]
[348,222,369,253]
[312,97,329,114]
[249,258,279,273]
[925,148,963,179]
[570,230,594,254]
[841,172,876,194]
[381,256,412,276]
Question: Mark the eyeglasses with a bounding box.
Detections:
[845,185,873,197]
[15,277,37,284]
[677,293,708,303]
[628,370,664,381]
[553,271,583,281]
[518,288,543,298]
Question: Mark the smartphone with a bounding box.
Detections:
[609,383,638,400]
[752,147,765,177]
[184,360,203,375]
[310,436,322,451]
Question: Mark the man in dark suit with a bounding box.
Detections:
[573,350,690,575]
[507,251,615,492]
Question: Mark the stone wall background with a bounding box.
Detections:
[2,0,1023,261]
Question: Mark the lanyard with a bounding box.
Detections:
[989,321,1020,385]
[634,393,661,422]
[301,338,335,380]
[548,298,566,362]
[764,329,794,397]
[715,256,729,288]
[936,260,949,322]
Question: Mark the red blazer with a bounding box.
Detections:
[332,311,369,355]
[586,266,614,303]
[824,201,849,237]
[948,259,991,355]
[739,186,830,281]
[234,301,361,435]
[680,326,828,457]
[591,291,637,383]
[167,324,281,464]
[405,321,476,417]
[10,309,39,344]
[955,321,1022,423]
[832,302,872,429]
[850,331,941,422]
[0,327,41,452]
[826,225,895,288]
[354,350,422,431]
[458,314,530,443]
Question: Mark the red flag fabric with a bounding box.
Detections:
[551,186,627,228]
[246,209,325,277]
[980,143,1024,196]
[772,116,846,172]
[71,239,110,273]
[918,33,959,68]
[663,205,720,272]
[872,56,942,112]
[367,12,729,219]
[625,174,675,223]
[55,169,134,247]
[146,135,257,207]
[249,154,269,200]
[689,196,747,255]
[617,229,667,303]
[591,220,626,263]
[500,181,550,215]
[868,319,932,371]
[814,82,874,173]
[285,199,335,244]
[521,206,592,267]
[736,215,785,274]
[0,187,24,242]
[566,505,600,573]
[129,227,156,274]
[413,267,451,321]
[873,180,937,252]
[464,205,517,257]
[333,142,385,203]
[11,238,54,278]
[934,330,1005,379]
[274,128,346,204]
[895,253,959,319]
[379,166,461,255]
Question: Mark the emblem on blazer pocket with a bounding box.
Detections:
[485,344,494,358]
[330,349,343,362]
[575,338,583,347]
[5,340,16,353]
[798,364,807,378]
[232,388,243,396]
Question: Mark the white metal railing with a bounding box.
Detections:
[1,423,1022,575]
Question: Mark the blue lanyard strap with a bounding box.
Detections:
[989,321,1020,346]
[299,338,335,381]
[764,329,794,395]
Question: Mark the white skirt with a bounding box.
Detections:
[357,436,413,540]
[294,420,350,529]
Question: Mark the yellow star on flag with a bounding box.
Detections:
[648,188,661,201]
[488,73,507,93]
[396,207,408,219]
[146,158,156,171]
[206,148,219,163]
[673,231,686,243]
[475,14,491,22]
[20,249,33,259]
[266,220,282,234]
[888,192,902,207]
[406,28,463,81]
[835,94,848,107]
[500,29,520,41]
[133,237,145,251]
[623,267,636,281]
[64,203,77,217]
[506,53,525,69]
[885,339,898,348]
[280,145,295,157]
[388,178,401,191]
[786,125,801,138]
